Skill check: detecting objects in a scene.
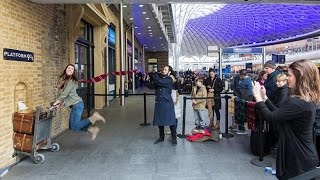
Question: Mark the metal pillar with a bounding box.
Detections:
[262,47,266,66]
[219,48,223,79]
[132,25,135,93]
[142,46,145,73]
[120,3,125,106]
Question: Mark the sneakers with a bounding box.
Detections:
[89,112,106,125]
[236,130,248,135]
[88,125,100,141]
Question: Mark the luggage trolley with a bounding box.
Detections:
[12,106,60,164]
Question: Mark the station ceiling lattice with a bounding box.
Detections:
[179,4,320,57]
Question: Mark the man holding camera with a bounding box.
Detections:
[152,65,177,146]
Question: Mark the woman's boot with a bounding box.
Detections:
[214,120,220,130]
[88,125,100,141]
[170,125,177,146]
[209,118,214,128]
[154,126,165,144]
[89,112,106,125]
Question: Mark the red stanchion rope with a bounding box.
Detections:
[79,70,138,83]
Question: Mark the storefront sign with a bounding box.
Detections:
[108,27,116,46]
[223,47,263,54]
[3,48,34,62]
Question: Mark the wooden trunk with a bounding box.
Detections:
[13,132,33,152]
[12,111,35,134]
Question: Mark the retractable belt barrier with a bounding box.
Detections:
[177,94,234,139]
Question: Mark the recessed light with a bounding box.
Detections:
[148,26,151,28]
[161,44,163,45]
[159,37,162,39]
[130,18,133,20]
[149,33,152,35]
[146,47,148,48]
[135,27,138,29]
[139,5,144,7]
[142,12,147,15]
[123,5,127,7]
[146,17,149,20]
[138,33,141,35]
[150,35,153,37]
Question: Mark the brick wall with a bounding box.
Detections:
[0,0,70,168]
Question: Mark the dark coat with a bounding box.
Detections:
[204,76,223,110]
[236,77,253,101]
[264,70,281,103]
[256,98,318,179]
[152,73,176,126]
[274,84,290,107]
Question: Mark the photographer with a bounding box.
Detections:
[152,65,177,146]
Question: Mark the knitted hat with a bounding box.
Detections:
[264,60,276,69]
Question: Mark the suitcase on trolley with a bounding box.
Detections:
[12,111,35,135]
[12,111,48,134]
[13,132,33,152]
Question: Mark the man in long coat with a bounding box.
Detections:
[152,65,177,146]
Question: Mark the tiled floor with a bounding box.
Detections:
[3,88,277,180]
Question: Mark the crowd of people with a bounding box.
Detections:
[148,59,320,179]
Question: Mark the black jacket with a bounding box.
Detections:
[274,84,290,107]
[256,97,318,179]
[204,76,223,109]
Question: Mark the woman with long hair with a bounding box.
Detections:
[52,64,106,141]
[253,59,320,179]
[255,70,268,86]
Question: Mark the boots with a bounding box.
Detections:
[89,112,106,125]
[170,125,177,146]
[88,125,100,141]
[154,126,164,144]
[214,120,220,130]
[209,118,214,128]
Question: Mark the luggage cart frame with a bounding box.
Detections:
[12,106,60,164]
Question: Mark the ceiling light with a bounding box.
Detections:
[130,18,133,20]
[142,12,147,15]
[138,33,141,35]
[123,5,127,8]
[159,37,162,39]
[161,44,163,45]
[153,47,155,48]
[150,35,153,37]
[139,5,144,7]
[148,29,152,32]
[148,26,151,29]
[149,33,152,35]
[146,17,150,20]
[135,26,138,29]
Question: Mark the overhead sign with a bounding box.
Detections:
[207,46,219,57]
[223,47,263,54]
[3,48,34,62]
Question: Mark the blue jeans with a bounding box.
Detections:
[194,109,207,127]
[69,101,91,131]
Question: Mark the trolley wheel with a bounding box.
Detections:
[51,143,60,152]
[34,154,45,164]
